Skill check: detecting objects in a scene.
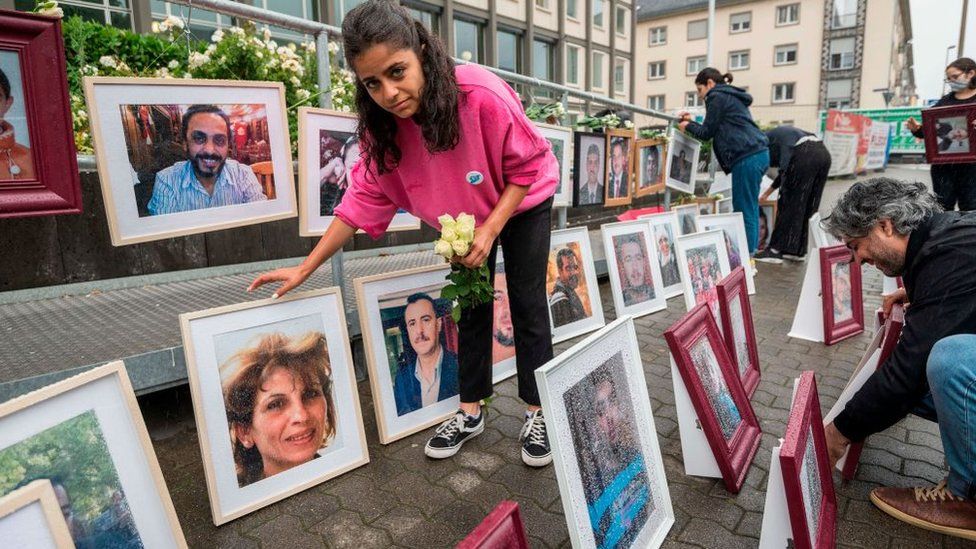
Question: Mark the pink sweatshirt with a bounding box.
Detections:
[334,63,559,239]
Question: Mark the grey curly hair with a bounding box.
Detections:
[823,178,942,240]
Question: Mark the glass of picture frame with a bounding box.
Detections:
[635,137,668,198]
[546,227,606,343]
[534,122,573,208]
[639,211,685,298]
[0,479,75,548]
[604,128,635,207]
[819,244,864,345]
[716,266,761,398]
[920,103,976,164]
[600,219,667,318]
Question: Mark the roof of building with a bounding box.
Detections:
[635,0,755,22]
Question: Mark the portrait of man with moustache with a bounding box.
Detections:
[392,292,459,416]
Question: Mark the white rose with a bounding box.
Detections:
[151,22,161,33]
[452,239,470,257]
[458,226,475,242]
[98,55,117,68]
[455,213,476,237]
[211,29,224,42]
[165,16,184,29]
[441,227,458,243]
[438,214,457,230]
[296,89,311,101]
[290,76,300,86]
[38,6,64,18]
[433,239,454,259]
[168,60,179,69]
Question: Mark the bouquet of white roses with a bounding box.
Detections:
[433,213,494,321]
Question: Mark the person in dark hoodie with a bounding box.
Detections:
[822,178,976,541]
[678,68,769,252]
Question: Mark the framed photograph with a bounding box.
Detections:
[536,316,675,548]
[716,267,761,397]
[635,137,667,197]
[547,227,606,343]
[716,197,733,214]
[820,245,864,345]
[605,129,635,207]
[758,199,778,252]
[695,197,716,216]
[639,211,684,298]
[696,212,756,294]
[355,265,460,443]
[675,230,732,332]
[672,203,699,236]
[601,220,667,318]
[0,479,75,548]
[573,131,606,207]
[664,303,762,493]
[0,362,186,547]
[535,122,573,208]
[780,371,837,549]
[298,107,419,236]
[179,288,368,524]
[491,247,517,383]
[665,130,701,195]
[84,77,297,245]
[921,104,976,164]
[0,10,81,218]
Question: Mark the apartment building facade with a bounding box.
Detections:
[634,0,915,130]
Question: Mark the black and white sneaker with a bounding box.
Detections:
[424,409,485,459]
[754,248,784,264]
[519,410,552,467]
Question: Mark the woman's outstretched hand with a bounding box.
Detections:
[247,265,312,299]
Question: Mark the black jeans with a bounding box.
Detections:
[931,163,976,212]
[457,197,555,406]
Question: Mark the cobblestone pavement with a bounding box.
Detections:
[140,255,968,548]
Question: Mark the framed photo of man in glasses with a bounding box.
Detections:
[84,78,296,245]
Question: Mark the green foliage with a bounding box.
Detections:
[445,263,493,322]
[524,102,566,123]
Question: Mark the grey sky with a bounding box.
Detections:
[910,0,974,101]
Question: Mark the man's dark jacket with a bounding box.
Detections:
[683,84,769,174]
[392,350,459,416]
[834,211,976,442]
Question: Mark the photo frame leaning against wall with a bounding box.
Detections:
[572,130,607,207]
[635,137,668,197]
[536,316,675,548]
[920,103,976,165]
[604,128,635,207]
[0,479,75,548]
[0,9,81,218]
[84,77,297,245]
[664,129,700,195]
[179,287,369,525]
[535,122,573,207]
[600,220,667,318]
[639,211,685,299]
[716,266,761,398]
[697,212,756,295]
[820,244,864,345]
[0,362,186,548]
[675,229,732,332]
[546,227,606,343]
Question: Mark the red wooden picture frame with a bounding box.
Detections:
[457,500,530,549]
[664,302,761,493]
[716,266,761,397]
[0,9,81,218]
[781,371,837,549]
[820,245,864,345]
[842,304,905,482]
[920,103,976,165]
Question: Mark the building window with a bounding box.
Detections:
[686,56,706,76]
[533,40,554,81]
[592,51,606,89]
[566,44,581,85]
[331,0,364,23]
[151,1,231,40]
[253,0,318,41]
[567,0,578,19]
[685,91,703,107]
[730,12,751,33]
[647,95,665,111]
[616,7,627,35]
[772,83,796,103]
[826,79,853,109]
[497,29,522,73]
[647,61,666,80]
[687,19,708,40]
[454,19,485,63]
[614,59,626,94]
[774,44,798,65]
[648,26,667,46]
[776,3,800,25]
[829,37,856,70]
[593,0,605,27]
[729,50,750,71]
[831,0,857,29]
[52,0,132,28]
[407,6,440,34]
[535,0,550,9]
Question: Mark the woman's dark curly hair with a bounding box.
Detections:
[341,0,460,175]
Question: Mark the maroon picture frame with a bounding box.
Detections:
[920,103,976,165]
[820,245,864,345]
[716,266,761,397]
[842,304,905,482]
[664,302,761,493]
[781,371,837,549]
[0,9,80,218]
[457,500,530,549]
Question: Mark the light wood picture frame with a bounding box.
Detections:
[83,77,297,245]
[604,128,635,207]
[635,137,667,197]
[672,203,699,236]
[600,220,668,318]
[0,479,75,548]
[179,287,368,525]
[534,122,573,208]
[0,362,187,547]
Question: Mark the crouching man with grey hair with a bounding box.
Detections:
[823,177,976,541]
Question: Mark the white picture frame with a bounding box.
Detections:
[0,479,75,549]
[638,211,685,299]
[354,264,460,444]
[491,247,518,383]
[0,362,187,548]
[535,122,573,208]
[297,107,420,236]
[672,203,700,236]
[601,220,667,318]
[665,129,701,195]
[535,316,675,549]
[676,229,733,326]
[716,197,733,214]
[547,227,606,343]
[179,288,369,525]
[697,213,757,295]
[83,77,297,246]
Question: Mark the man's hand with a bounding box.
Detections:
[459,223,499,269]
[824,422,851,470]
[906,117,921,133]
[881,287,908,318]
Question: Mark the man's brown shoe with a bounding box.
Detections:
[870,480,976,541]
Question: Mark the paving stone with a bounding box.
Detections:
[248,514,325,549]
[309,509,390,548]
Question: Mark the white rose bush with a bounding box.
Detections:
[433,213,494,321]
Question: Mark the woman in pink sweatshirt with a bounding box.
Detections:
[250,0,558,467]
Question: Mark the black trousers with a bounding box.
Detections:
[769,141,831,257]
[457,197,554,406]
[931,163,976,212]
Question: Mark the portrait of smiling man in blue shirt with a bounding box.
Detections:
[147,104,268,215]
